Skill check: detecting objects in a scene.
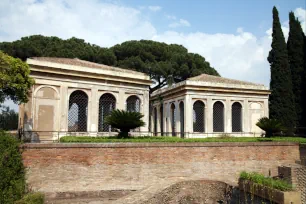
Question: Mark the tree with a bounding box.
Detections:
[287,11,305,127]
[0,36,219,94]
[0,51,34,104]
[268,7,296,134]
[105,110,145,138]
[112,40,219,93]
[0,106,18,131]
[256,117,284,137]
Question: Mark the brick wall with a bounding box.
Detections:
[300,144,306,165]
[278,164,306,204]
[21,142,300,194]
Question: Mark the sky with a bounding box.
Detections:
[1,0,306,111]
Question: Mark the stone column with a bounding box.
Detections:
[156,104,161,135]
[263,98,269,117]
[175,100,180,137]
[90,88,98,132]
[243,99,249,132]
[60,85,68,132]
[185,95,192,136]
[207,97,213,133]
[118,90,125,110]
[226,99,232,133]
[141,90,150,132]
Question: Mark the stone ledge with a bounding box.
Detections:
[21,142,299,149]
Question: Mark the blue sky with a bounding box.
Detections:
[1,0,306,110]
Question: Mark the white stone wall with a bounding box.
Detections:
[151,90,269,138]
[22,74,150,139]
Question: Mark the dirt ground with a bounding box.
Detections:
[142,180,232,204]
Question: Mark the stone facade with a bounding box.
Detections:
[19,58,152,140]
[22,142,299,194]
[150,74,270,137]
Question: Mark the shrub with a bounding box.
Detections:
[256,117,285,137]
[105,110,145,138]
[239,171,293,191]
[0,131,26,203]
[15,192,44,204]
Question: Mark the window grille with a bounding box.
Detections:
[126,95,141,131]
[126,95,140,112]
[179,102,184,138]
[213,101,224,132]
[153,107,157,135]
[193,101,205,132]
[68,90,88,132]
[171,103,176,136]
[98,93,116,132]
[232,102,242,132]
[160,105,164,136]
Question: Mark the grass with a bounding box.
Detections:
[240,171,293,191]
[15,192,44,204]
[60,136,306,144]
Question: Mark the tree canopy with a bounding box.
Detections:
[0,51,34,104]
[0,35,219,93]
[268,7,295,133]
[287,11,305,127]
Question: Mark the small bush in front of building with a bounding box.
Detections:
[0,130,26,203]
[15,192,44,204]
[105,110,145,138]
[256,117,285,137]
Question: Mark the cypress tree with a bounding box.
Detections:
[268,7,296,134]
[287,12,305,127]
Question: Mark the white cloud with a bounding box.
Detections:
[0,0,156,47]
[169,19,191,28]
[148,6,161,12]
[166,15,176,20]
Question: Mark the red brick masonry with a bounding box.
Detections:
[21,142,300,193]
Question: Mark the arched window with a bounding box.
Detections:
[213,101,224,132]
[126,95,140,112]
[98,93,116,132]
[68,90,88,132]
[160,105,164,136]
[193,101,205,132]
[232,102,242,132]
[179,102,184,138]
[153,107,157,135]
[171,103,176,136]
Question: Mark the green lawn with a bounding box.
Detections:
[60,136,306,144]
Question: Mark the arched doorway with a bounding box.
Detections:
[170,103,176,136]
[232,102,242,132]
[213,101,224,132]
[179,102,184,138]
[98,93,116,132]
[193,101,205,132]
[68,90,88,132]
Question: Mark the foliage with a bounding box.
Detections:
[0,36,219,93]
[240,171,293,191]
[256,117,285,137]
[287,11,305,127]
[15,192,44,204]
[60,136,306,144]
[268,7,295,134]
[105,110,145,138]
[111,40,219,93]
[0,106,18,130]
[0,131,26,203]
[0,51,34,104]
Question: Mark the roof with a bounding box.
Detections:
[26,57,151,84]
[151,74,269,97]
[187,74,264,87]
[29,57,147,76]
